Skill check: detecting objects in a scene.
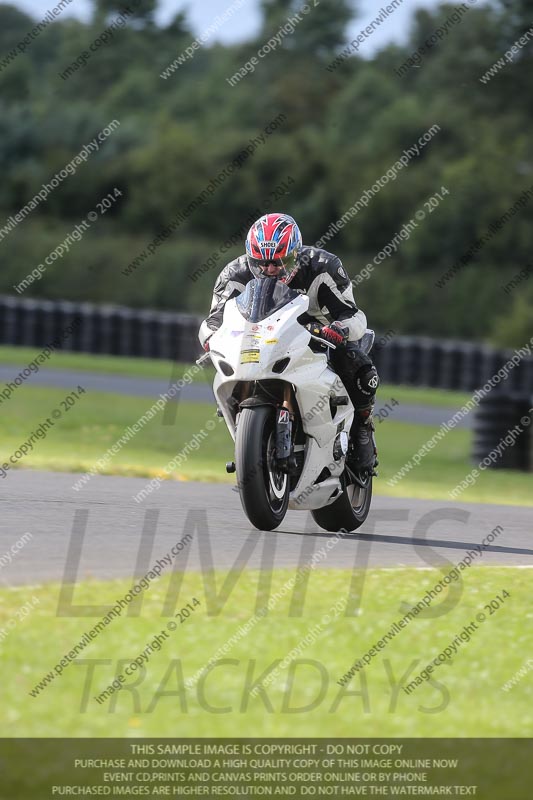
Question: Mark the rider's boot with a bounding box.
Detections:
[347,402,378,472]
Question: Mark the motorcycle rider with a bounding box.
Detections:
[198,213,379,470]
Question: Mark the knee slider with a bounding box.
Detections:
[356,365,379,398]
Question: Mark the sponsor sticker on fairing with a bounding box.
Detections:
[240,349,260,364]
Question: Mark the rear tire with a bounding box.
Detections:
[235,406,290,531]
[311,473,372,533]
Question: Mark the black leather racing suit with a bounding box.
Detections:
[198,246,379,466]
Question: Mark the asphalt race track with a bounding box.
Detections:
[1,471,531,587]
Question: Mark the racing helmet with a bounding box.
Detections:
[245,213,302,282]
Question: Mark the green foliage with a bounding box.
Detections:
[261,0,355,58]
[0,0,531,345]
[94,0,157,26]
[490,290,533,347]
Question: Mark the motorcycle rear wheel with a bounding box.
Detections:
[235,406,290,531]
[311,471,372,533]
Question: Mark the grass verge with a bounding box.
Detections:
[4,566,532,737]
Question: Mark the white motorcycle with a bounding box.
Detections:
[198,277,376,532]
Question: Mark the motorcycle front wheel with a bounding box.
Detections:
[235,406,290,531]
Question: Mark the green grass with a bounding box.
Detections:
[4,566,532,737]
[0,385,230,482]
[0,345,470,408]
[379,384,471,409]
[376,419,533,506]
[0,345,210,381]
[1,384,531,505]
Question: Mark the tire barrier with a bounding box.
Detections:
[0,295,201,362]
[472,393,533,472]
[372,332,533,394]
[0,294,532,395]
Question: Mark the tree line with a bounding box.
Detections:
[0,0,531,346]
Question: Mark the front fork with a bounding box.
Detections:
[275,384,297,474]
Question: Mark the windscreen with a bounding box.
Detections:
[236,278,299,323]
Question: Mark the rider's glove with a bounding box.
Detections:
[321,322,349,346]
[203,338,211,352]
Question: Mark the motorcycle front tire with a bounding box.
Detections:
[235,406,290,531]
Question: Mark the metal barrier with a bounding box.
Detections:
[0,294,532,393]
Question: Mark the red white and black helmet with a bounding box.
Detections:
[245,213,302,282]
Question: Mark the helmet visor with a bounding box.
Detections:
[247,252,299,281]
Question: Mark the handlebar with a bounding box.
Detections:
[195,351,212,366]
